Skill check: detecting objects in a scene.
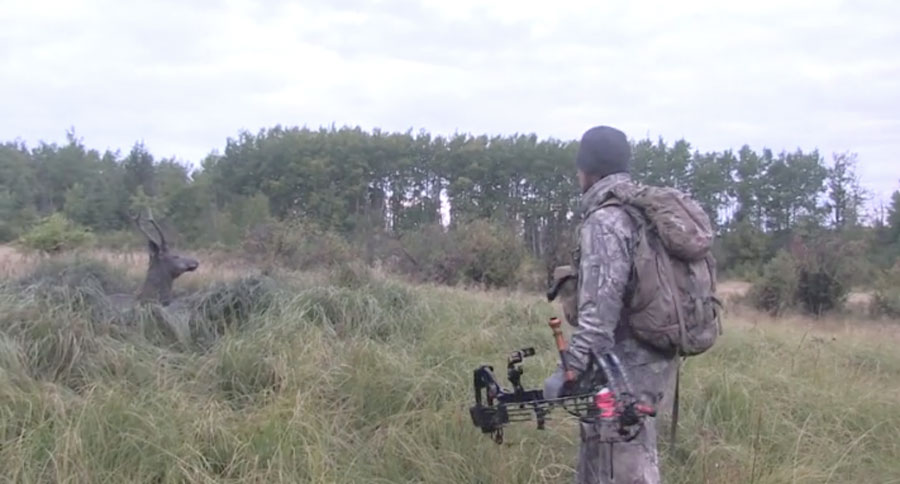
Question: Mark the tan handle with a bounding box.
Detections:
[549,317,575,382]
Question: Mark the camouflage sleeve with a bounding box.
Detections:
[565,208,634,374]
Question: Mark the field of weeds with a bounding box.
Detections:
[0,247,897,483]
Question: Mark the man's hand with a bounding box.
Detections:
[543,358,587,400]
[543,366,572,400]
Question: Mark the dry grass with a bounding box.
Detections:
[0,245,251,287]
[718,279,875,313]
[718,280,752,299]
[0,249,897,483]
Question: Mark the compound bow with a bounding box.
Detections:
[468,317,657,444]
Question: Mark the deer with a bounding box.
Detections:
[106,213,200,341]
[129,212,199,306]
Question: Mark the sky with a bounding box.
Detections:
[2,0,899,207]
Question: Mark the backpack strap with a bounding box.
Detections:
[654,217,688,453]
[670,356,681,451]
[658,244,689,352]
[585,193,624,216]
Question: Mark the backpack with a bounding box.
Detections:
[549,180,723,446]
[599,181,723,357]
[565,180,722,357]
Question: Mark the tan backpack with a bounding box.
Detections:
[550,181,722,356]
[549,180,722,445]
[606,182,722,356]
[609,182,722,356]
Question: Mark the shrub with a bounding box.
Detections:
[391,220,528,289]
[331,260,373,289]
[749,250,799,316]
[242,218,359,270]
[871,290,900,319]
[513,255,546,292]
[0,221,17,243]
[15,257,131,295]
[391,223,464,285]
[295,280,419,342]
[18,213,95,254]
[718,220,771,277]
[453,219,526,289]
[93,229,144,251]
[791,234,860,316]
[870,262,900,319]
[189,275,283,348]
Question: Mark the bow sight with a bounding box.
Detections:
[468,317,657,445]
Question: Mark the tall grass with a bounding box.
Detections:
[0,256,897,483]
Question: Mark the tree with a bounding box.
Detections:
[889,187,900,242]
[123,142,157,198]
[1,125,896,285]
[763,150,828,233]
[688,150,735,229]
[826,152,867,230]
[0,141,38,237]
[731,145,770,228]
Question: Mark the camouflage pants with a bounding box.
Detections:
[574,417,660,484]
[573,356,677,484]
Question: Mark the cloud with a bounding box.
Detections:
[1,0,898,203]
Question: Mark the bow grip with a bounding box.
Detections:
[548,317,575,382]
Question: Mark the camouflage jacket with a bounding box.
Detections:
[565,173,672,379]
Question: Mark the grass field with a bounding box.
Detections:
[0,247,897,483]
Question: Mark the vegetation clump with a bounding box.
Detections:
[750,234,862,317]
[870,262,900,319]
[18,213,95,254]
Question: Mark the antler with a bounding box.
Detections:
[132,211,157,245]
[132,209,166,249]
[147,217,167,250]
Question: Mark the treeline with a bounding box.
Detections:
[2,126,899,288]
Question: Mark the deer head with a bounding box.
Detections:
[133,212,199,306]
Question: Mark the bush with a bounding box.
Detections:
[189,275,284,348]
[749,250,799,316]
[870,262,900,319]
[453,219,526,289]
[391,220,528,289]
[513,255,546,292]
[871,290,900,319]
[0,221,17,243]
[748,233,863,317]
[296,281,420,342]
[14,257,131,295]
[392,224,465,286]
[791,235,860,316]
[718,220,771,277]
[93,229,144,251]
[18,213,95,254]
[242,218,359,270]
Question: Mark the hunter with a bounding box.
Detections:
[544,125,679,483]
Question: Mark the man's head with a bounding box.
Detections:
[575,126,631,193]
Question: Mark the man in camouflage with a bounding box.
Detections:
[544,126,678,484]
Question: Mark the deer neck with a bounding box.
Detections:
[137,269,173,306]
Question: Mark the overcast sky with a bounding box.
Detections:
[2,0,898,206]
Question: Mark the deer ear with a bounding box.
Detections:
[147,239,161,257]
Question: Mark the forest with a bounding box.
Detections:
[2,126,899,313]
[1,127,899,482]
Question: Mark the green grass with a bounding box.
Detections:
[0,261,898,483]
